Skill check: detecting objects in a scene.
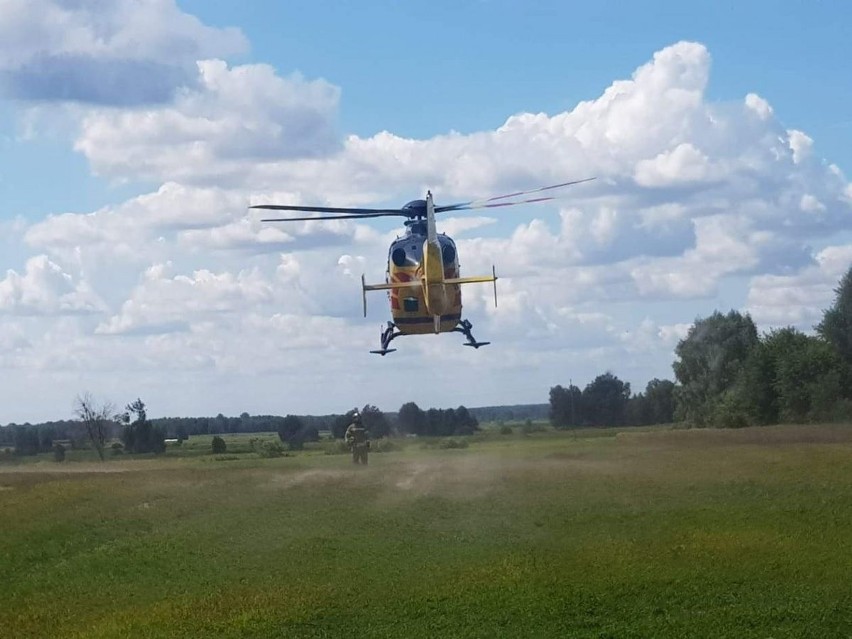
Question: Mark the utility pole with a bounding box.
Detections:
[569,378,575,426]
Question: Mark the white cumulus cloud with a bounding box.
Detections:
[0,0,247,104]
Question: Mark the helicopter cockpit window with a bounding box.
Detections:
[442,243,456,265]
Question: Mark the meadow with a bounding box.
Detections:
[2,424,851,638]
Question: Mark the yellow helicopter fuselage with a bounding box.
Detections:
[385,226,462,335]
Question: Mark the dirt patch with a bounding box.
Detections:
[0,463,132,474]
[267,468,351,490]
[381,455,525,501]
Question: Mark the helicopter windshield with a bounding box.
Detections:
[388,233,457,268]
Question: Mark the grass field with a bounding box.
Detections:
[2,424,851,638]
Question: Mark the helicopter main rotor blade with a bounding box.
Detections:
[435,177,596,213]
[251,204,405,215]
[260,212,410,222]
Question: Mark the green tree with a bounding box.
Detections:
[625,393,651,426]
[549,384,581,428]
[277,415,303,443]
[735,327,845,425]
[121,399,165,454]
[397,402,426,435]
[454,406,478,435]
[582,373,631,427]
[817,265,852,393]
[673,310,758,426]
[644,379,675,424]
[361,405,391,438]
[736,328,802,425]
[774,334,843,422]
[276,415,318,450]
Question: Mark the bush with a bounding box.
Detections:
[258,441,287,458]
[324,440,350,456]
[499,425,513,435]
[53,443,66,462]
[437,438,469,450]
[373,438,400,453]
[211,436,227,454]
[327,440,349,455]
[111,442,124,456]
[521,421,548,435]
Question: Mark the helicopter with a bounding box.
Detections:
[251,178,595,355]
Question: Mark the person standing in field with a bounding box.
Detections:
[345,412,369,465]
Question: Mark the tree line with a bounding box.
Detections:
[549,266,852,429]
[0,397,166,458]
[672,269,852,426]
[1,400,481,457]
[549,375,675,428]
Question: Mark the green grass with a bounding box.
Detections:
[2,424,852,637]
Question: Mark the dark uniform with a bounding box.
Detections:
[344,415,369,465]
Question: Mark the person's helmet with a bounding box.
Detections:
[353,412,361,423]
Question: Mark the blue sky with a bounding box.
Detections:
[179,1,851,158]
[0,0,849,423]
[5,1,852,216]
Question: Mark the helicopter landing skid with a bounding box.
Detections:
[371,322,402,355]
[454,319,490,349]
[371,319,490,353]
[463,341,491,349]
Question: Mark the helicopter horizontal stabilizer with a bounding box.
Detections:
[362,281,421,291]
[444,265,499,308]
[370,348,397,356]
[443,276,496,285]
[361,275,421,317]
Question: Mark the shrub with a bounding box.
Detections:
[111,442,124,456]
[211,436,227,454]
[521,421,548,435]
[499,425,513,435]
[324,441,350,455]
[53,443,66,462]
[437,438,469,450]
[258,441,287,458]
[373,438,400,453]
